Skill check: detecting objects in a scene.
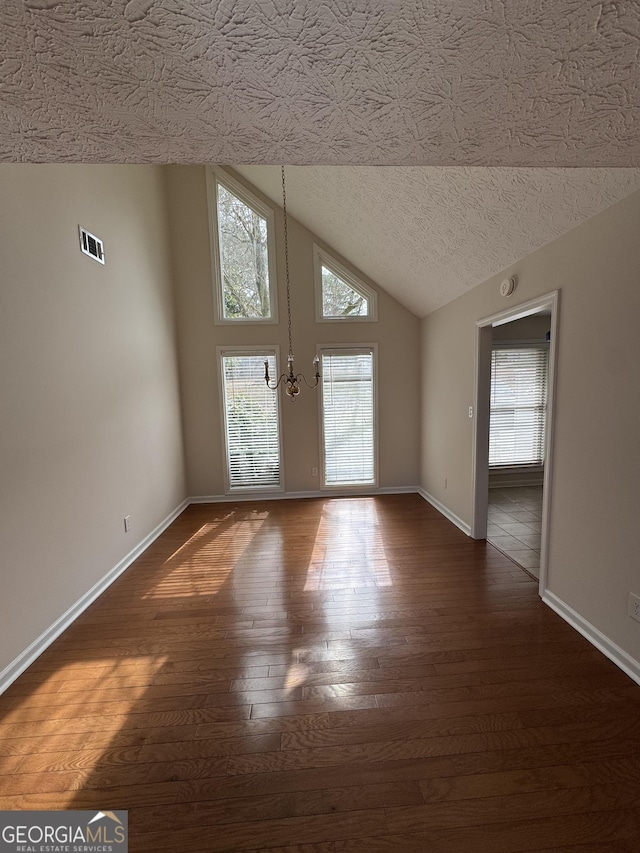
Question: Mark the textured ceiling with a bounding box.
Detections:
[1,1,639,165]
[3,2,639,315]
[236,166,640,316]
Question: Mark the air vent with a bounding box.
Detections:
[79,226,105,264]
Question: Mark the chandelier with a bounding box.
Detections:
[264,166,320,399]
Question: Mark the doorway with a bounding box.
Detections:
[471,292,559,591]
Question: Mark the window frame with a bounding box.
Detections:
[488,340,549,470]
[217,345,285,494]
[207,167,279,326]
[313,245,378,323]
[318,343,379,490]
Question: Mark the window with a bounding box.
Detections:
[314,246,377,321]
[209,169,277,323]
[489,345,548,467]
[320,347,376,487]
[220,350,282,491]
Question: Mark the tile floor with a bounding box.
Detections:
[487,485,543,576]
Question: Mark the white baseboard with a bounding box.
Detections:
[189,492,304,503]
[417,488,471,537]
[190,486,418,503]
[542,590,640,687]
[0,499,189,695]
[489,478,545,488]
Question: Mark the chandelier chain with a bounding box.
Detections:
[263,166,319,398]
[281,165,293,359]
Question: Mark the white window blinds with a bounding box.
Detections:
[221,353,281,489]
[322,349,375,486]
[489,346,548,467]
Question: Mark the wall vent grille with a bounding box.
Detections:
[79,226,105,264]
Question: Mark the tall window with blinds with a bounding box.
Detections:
[489,346,549,467]
[221,351,282,490]
[321,348,376,487]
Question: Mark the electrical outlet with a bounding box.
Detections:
[444,477,448,489]
[629,593,640,623]
[311,467,318,477]
[124,516,131,533]
[468,406,473,418]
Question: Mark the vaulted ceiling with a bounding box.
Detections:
[237,165,640,315]
[2,1,639,314]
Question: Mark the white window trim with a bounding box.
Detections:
[313,245,378,323]
[207,166,279,325]
[217,345,285,494]
[317,343,379,490]
[492,339,550,349]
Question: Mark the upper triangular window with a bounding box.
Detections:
[314,246,377,322]
[322,266,368,317]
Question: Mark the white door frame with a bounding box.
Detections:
[471,291,560,593]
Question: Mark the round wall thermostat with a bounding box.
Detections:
[500,276,517,297]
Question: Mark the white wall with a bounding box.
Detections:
[166,166,421,498]
[421,189,640,668]
[0,165,187,678]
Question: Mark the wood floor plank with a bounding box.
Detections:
[383,783,639,832]
[536,844,636,853]
[225,717,640,777]
[0,495,638,852]
[132,780,423,831]
[133,808,389,853]
[280,702,640,751]
[132,739,640,809]
[416,755,640,803]
[332,809,639,852]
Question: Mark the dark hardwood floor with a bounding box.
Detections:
[1,495,639,851]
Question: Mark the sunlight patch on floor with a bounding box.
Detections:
[0,655,167,730]
[283,661,311,694]
[144,511,268,599]
[304,499,392,592]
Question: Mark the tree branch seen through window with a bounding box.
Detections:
[217,183,271,319]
